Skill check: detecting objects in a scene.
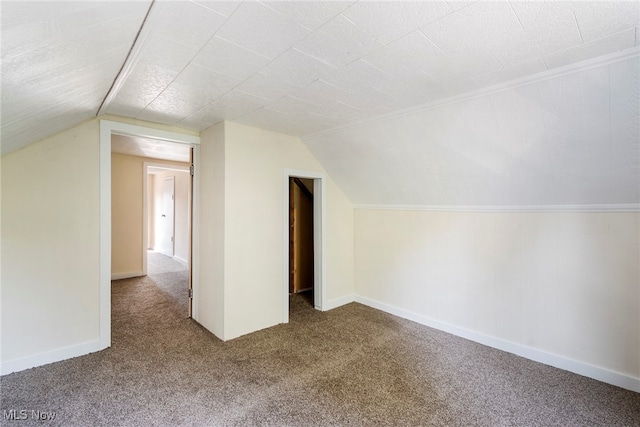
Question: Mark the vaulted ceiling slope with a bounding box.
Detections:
[304,51,640,207]
[1,1,151,154]
[1,1,638,157]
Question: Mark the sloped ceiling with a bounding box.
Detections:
[1,1,639,206]
[304,52,640,207]
[1,1,151,154]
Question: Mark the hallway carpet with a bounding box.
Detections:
[1,254,639,426]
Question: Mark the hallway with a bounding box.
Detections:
[143,251,189,316]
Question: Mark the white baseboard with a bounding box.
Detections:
[1,339,106,375]
[173,256,188,266]
[111,271,144,280]
[324,294,355,311]
[354,295,640,393]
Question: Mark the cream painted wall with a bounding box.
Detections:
[222,121,354,340]
[112,153,143,277]
[1,116,199,372]
[111,153,188,278]
[355,209,640,381]
[152,169,190,263]
[197,121,355,341]
[1,120,101,363]
[325,179,355,303]
[197,122,226,337]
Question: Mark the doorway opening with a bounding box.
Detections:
[100,120,200,350]
[143,162,193,317]
[144,163,191,270]
[282,170,325,324]
[111,135,194,317]
[289,177,315,308]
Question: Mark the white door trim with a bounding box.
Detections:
[282,169,326,324]
[99,120,200,350]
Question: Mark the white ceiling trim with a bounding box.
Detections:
[97,1,156,116]
[354,204,640,213]
[304,46,640,142]
[102,120,200,145]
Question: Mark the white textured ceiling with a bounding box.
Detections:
[1,1,151,154]
[304,53,640,207]
[2,0,639,206]
[2,0,639,157]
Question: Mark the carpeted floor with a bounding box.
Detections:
[1,253,639,426]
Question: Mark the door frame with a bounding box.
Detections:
[282,169,326,323]
[143,163,190,274]
[99,120,200,350]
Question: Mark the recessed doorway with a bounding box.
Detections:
[289,177,315,307]
[282,169,326,324]
[100,120,200,350]
[111,136,193,317]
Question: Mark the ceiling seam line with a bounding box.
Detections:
[573,11,585,44]
[174,39,305,125]
[177,1,406,127]
[140,3,247,124]
[507,2,525,30]
[176,1,358,126]
[174,0,369,128]
[175,47,321,125]
[96,0,156,117]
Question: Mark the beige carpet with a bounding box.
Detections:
[1,253,639,426]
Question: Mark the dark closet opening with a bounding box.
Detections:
[289,177,314,307]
